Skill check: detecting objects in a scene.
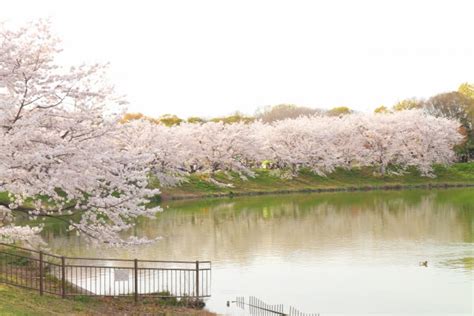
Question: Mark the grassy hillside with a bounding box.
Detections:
[160,163,474,200]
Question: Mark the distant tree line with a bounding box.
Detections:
[121,105,355,126]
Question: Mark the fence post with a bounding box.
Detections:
[39,251,44,296]
[61,256,66,298]
[134,259,138,303]
[195,260,199,298]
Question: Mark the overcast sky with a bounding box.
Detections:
[3,0,474,118]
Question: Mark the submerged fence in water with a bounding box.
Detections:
[232,296,319,316]
[0,243,211,301]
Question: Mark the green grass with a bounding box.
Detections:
[0,284,100,316]
[0,283,214,316]
[0,191,9,204]
[160,162,474,199]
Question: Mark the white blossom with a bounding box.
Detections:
[0,20,163,245]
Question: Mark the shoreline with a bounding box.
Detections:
[161,182,474,201]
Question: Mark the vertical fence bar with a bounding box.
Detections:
[39,251,44,296]
[195,260,199,298]
[61,256,66,298]
[134,259,138,302]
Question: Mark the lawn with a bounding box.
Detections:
[0,283,214,316]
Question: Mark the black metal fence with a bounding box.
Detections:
[0,243,211,301]
[231,296,319,316]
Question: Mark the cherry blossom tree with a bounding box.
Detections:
[120,120,187,186]
[172,121,263,177]
[0,20,163,245]
[355,114,405,175]
[352,111,463,175]
[389,111,463,175]
[262,116,339,175]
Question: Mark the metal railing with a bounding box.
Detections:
[0,243,211,301]
[230,296,319,316]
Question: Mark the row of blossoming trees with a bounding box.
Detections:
[128,111,462,182]
[0,21,465,246]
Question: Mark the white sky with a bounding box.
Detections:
[3,0,474,118]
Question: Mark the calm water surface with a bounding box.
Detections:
[43,188,473,315]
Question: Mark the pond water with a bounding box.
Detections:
[43,188,473,315]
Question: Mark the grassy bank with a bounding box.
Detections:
[0,283,214,316]
[160,162,474,200]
